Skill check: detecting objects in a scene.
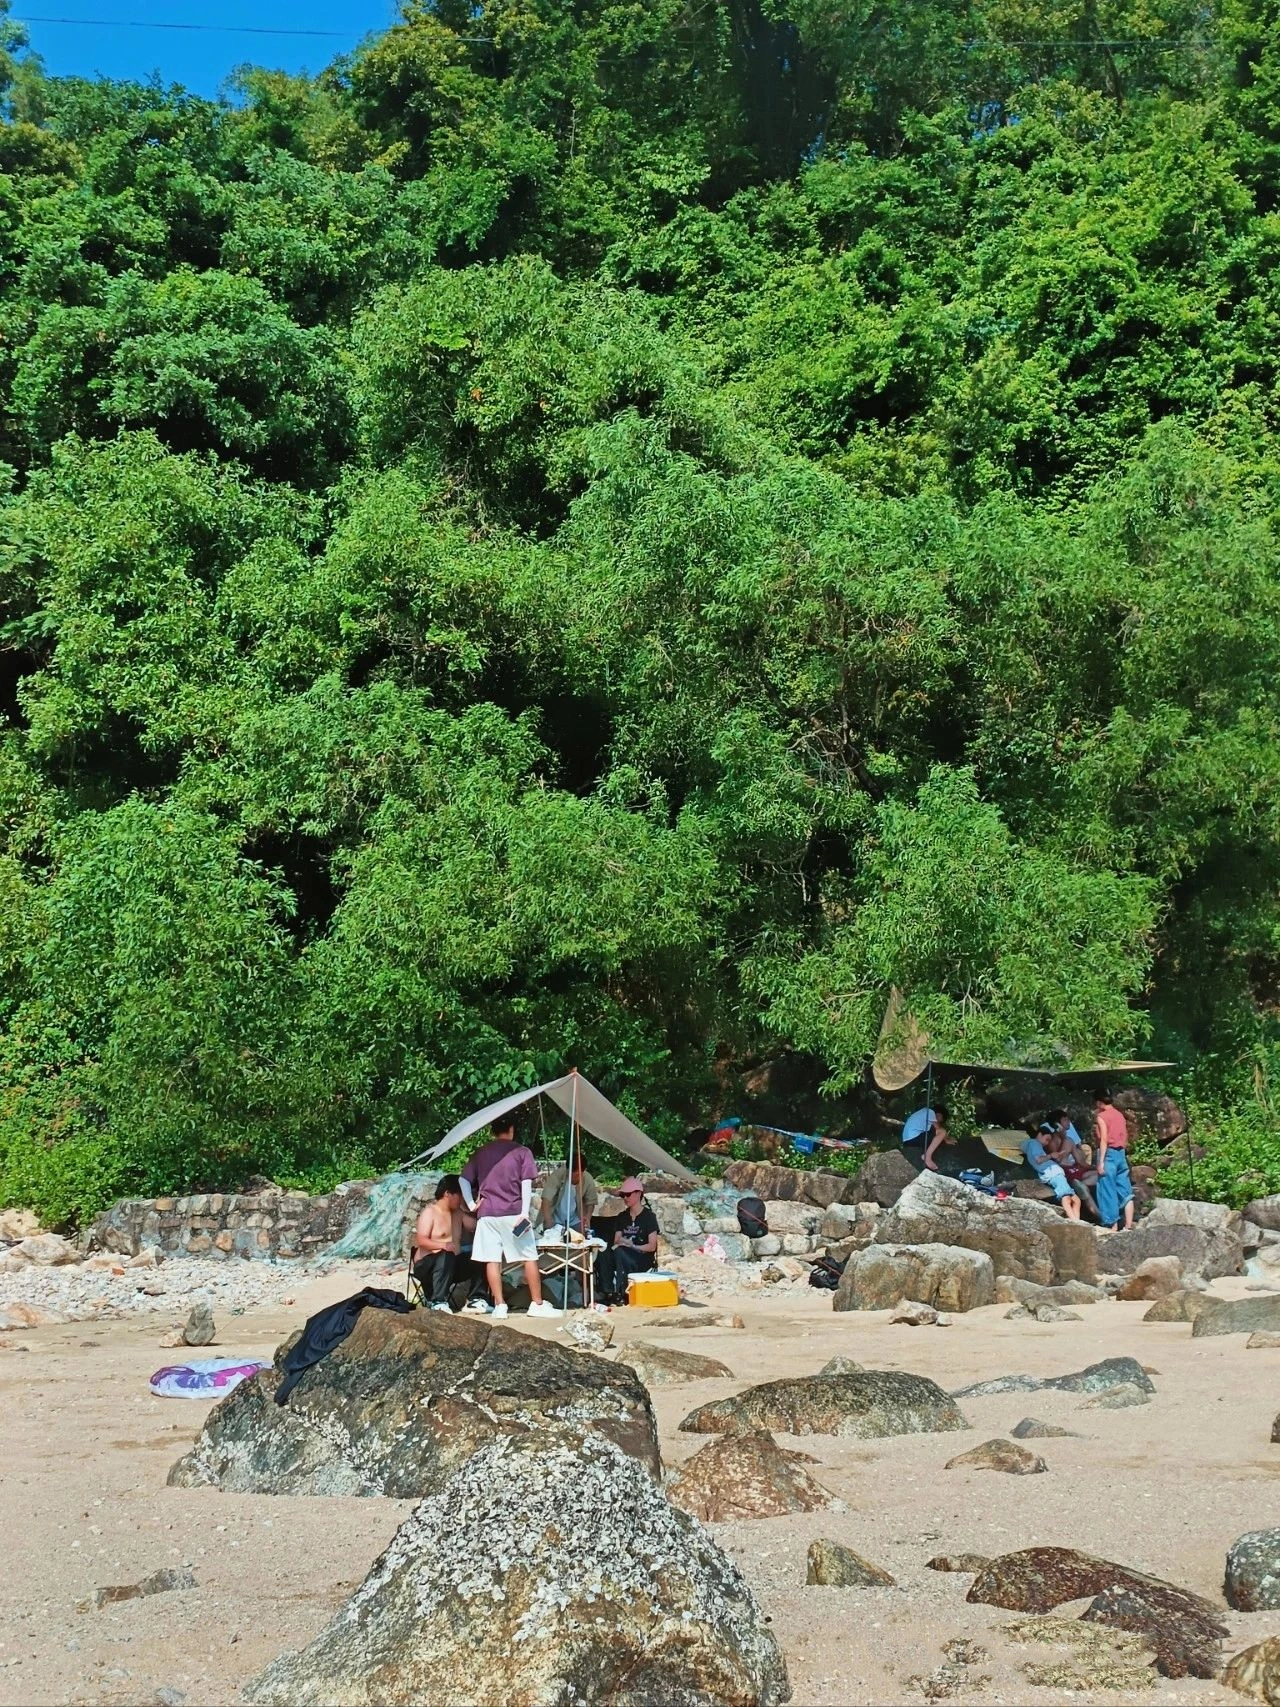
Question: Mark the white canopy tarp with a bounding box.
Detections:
[406,1070,697,1182]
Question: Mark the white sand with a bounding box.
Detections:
[2,1271,1277,1705]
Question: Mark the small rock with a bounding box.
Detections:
[1080,1382,1151,1409]
[820,1355,863,1375]
[925,1554,990,1573]
[1115,1256,1183,1301]
[1011,1417,1080,1439]
[955,1356,1155,1400]
[1050,1356,1155,1395]
[889,1300,938,1326]
[1034,1305,1082,1322]
[680,1369,968,1440]
[1081,1582,1225,1677]
[562,1317,613,1352]
[1194,1296,1280,1337]
[0,1207,42,1241]
[968,1547,1222,1647]
[996,1277,1104,1307]
[945,1437,1046,1474]
[126,1247,164,1269]
[154,1690,187,1706]
[81,1568,196,1612]
[1222,1636,1280,1705]
[1226,1529,1280,1611]
[1249,1332,1280,1349]
[952,1373,1045,1397]
[14,1232,78,1266]
[617,1340,733,1385]
[666,1430,836,1521]
[181,1299,215,1347]
[1142,1288,1212,1323]
[0,1302,62,1330]
[806,1538,894,1587]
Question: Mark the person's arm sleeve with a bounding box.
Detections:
[460,1174,477,1211]
[521,1178,533,1219]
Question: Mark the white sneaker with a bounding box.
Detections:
[465,1298,493,1314]
[528,1301,562,1318]
[491,1303,509,1318]
[429,1301,452,1313]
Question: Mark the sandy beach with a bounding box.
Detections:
[3,1269,1278,1707]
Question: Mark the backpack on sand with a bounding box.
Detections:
[736,1195,769,1239]
[808,1253,846,1291]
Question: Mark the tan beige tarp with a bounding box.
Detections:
[872,989,1172,1091]
[408,1070,697,1182]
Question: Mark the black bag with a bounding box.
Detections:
[808,1253,847,1291]
[736,1195,769,1238]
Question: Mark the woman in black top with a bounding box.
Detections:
[594,1178,659,1305]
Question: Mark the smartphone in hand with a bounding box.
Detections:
[513,1217,531,1237]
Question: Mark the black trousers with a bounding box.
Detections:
[412,1250,456,1305]
[595,1245,656,1304]
[455,1251,489,1302]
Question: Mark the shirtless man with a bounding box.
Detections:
[412,1175,464,1312]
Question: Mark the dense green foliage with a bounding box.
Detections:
[2,0,1280,1220]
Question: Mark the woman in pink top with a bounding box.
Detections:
[1093,1089,1134,1230]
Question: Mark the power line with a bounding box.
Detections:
[12,13,353,36]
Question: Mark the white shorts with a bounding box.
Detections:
[472,1214,538,1264]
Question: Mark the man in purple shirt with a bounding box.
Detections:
[460,1117,560,1318]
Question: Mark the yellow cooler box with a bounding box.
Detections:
[628,1271,680,1308]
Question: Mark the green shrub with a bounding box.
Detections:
[783,1141,868,1178]
[1152,1104,1280,1208]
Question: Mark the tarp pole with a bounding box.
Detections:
[571,1070,583,1307]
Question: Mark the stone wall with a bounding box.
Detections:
[641,1190,828,1262]
[86,1176,829,1266]
[88,1182,378,1261]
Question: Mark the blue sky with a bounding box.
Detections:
[14,0,400,98]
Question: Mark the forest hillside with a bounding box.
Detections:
[2,0,1279,1220]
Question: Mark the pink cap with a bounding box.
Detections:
[618,1177,644,1195]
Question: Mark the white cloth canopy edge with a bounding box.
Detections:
[406,1071,697,1182]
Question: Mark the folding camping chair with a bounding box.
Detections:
[405,1248,426,1308]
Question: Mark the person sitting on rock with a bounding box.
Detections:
[594,1179,659,1305]
[1020,1123,1081,1220]
[1046,1106,1083,1146]
[412,1176,464,1312]
[1093,1088,1135,1231]
[1045,1113,1099,1220]
[901,1104,953,1171]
